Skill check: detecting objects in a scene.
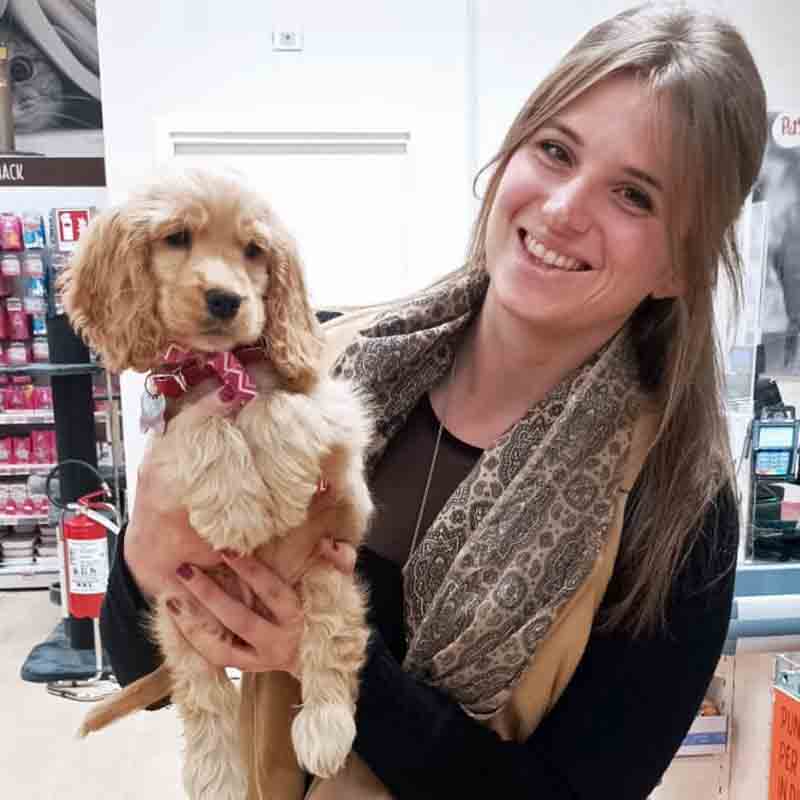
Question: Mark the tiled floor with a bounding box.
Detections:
[0,588,185,799]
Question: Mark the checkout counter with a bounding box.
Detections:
[728,401,800,654]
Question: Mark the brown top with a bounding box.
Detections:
[364,393,482,566]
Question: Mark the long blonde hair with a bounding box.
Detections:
[327,3,766,634]
[466,2,767,634]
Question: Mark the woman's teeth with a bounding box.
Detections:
[523,233,586,271]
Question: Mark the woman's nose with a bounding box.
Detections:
[541,178,592,234]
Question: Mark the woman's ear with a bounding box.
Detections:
[59,207,166,372]
[262,229,323,393]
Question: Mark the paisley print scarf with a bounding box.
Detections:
[332,267,644,718]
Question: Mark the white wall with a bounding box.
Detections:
[95,0,473,282]
[94,0,800,502]
[476,0,800,164]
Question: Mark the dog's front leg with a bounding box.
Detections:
[166,412,271,555]
[291,566,369,779]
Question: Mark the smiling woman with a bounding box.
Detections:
[98,4,768,800]
[483,75,680,355]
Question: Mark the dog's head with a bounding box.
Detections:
[60,168,322,391]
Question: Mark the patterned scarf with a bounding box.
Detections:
[332,268,644,718]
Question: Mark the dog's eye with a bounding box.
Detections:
[165,229,191,248]
[244,242,263,259]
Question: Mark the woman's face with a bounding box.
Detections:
[484,74,682,341]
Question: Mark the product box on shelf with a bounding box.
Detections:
[676,714,728,757]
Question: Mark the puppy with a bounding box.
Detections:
[61,168,373,800]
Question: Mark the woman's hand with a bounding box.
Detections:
[124,378,358,673]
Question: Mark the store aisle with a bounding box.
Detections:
[0,590,184,799]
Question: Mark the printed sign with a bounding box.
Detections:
[770,687,800,800]
[774,113,800,149]
[54,208,92,251]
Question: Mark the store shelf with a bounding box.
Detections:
[0,513,50,526]
[0,411,55,425]
[0,363,102,377]
[0,463,56,476]
[0,411,109,426]
[0,559,58,590]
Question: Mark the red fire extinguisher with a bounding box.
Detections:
[62,491,119,620]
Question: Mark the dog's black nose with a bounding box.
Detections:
[205,289,242,321]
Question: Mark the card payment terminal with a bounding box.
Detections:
[752,405,800,481]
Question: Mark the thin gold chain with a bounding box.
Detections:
[408,356,457,560]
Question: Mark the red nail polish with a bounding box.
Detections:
[165,598,181,615]
[176,563,193,580]
[219,384,237,403]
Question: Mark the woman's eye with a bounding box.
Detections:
[165,229,191,248]
[244,242,262,259]
[540,141,571,164]
[619,186,653,212]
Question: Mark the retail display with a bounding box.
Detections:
[0,204,123,589]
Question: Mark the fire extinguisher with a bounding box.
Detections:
[63,492,119,619]
[46,462,122,700]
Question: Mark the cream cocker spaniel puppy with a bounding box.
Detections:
[61,168,373,800]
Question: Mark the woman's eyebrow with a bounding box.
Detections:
[547,118,664,193]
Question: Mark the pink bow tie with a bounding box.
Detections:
[158,344,260,403]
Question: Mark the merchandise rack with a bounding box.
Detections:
[0,359,120,591]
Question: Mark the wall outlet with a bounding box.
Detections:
[272,30,304,52]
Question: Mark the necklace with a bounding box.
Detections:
[408,355,457,559]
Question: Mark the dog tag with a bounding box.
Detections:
[140,391,166,435]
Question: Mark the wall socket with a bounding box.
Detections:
[272,30,304,52]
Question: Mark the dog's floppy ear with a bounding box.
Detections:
[262,228,323,393]
[59,207,166,372]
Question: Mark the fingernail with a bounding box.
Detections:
[165,598,181,615]
[218,384,237,403]
[220,548,240,560]
[176,563,193,580]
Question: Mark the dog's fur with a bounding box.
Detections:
[61,169,373,800]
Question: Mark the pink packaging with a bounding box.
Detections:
[11,436,31,465]
[6,342,31,366]
[31,431,51,464]
[32,337,49,363]
[33,386,53,410]
[4,382,31,410]
[46,430,57,463]
[0,437,12,464]
[0,255,20,277]
[0,215,23,251]
[6,298,30,340]
[0,302,8,339]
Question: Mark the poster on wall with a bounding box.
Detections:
[756,111,800,377]
[0,0,104,186]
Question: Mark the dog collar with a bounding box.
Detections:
[146,341,267,404]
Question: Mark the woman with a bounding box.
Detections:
[102,4,766,798]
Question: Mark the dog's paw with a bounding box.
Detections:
[291,703,356,778]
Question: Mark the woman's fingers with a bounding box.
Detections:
[164,592,270,672]
[220,553,304,626]
[172,561,301,672]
